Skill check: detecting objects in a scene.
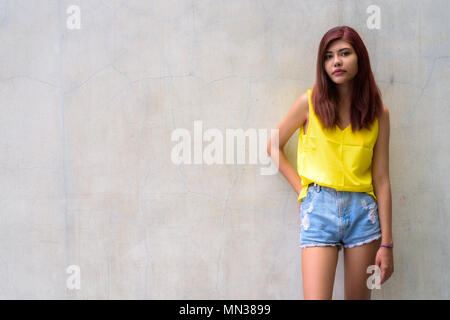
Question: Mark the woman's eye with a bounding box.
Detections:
[325,52,349,60]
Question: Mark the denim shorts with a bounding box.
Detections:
[299,183,382,251]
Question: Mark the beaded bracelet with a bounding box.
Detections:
[380,244,393,248]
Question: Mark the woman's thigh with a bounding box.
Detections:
[301,246,339,300]
[343,237,381,300]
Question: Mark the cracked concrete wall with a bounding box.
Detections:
[0,0,448,299]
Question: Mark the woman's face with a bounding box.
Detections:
[323,39,358,85]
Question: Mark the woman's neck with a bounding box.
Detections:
[336,81,353,113]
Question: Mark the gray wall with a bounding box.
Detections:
[0,0,448,299]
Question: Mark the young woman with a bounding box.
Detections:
[267,26,394,299]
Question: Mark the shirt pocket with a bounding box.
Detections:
[301,135,317,151]
[342,144,373,176]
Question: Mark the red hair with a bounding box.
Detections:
[312,26,383,132]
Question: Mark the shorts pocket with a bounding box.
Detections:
[303,185,314,202]
[360,194,378,224]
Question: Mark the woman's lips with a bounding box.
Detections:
[334,71,346,76]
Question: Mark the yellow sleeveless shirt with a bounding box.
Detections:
[297,89,379,203]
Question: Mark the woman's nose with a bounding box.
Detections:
[334,57,342,66]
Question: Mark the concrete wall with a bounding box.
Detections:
[0,0,448,299]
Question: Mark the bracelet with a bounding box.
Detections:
[380,244,393,248]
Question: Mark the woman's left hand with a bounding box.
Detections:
[375,247,394,285]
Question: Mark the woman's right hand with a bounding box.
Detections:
[297,187,302,212]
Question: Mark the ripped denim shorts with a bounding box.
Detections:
[299,183,382,251]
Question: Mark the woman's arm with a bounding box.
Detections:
[372,104,393,246]
[267,92,309,196]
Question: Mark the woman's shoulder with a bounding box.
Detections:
[291,90,310,117]
[377,104,390,125]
